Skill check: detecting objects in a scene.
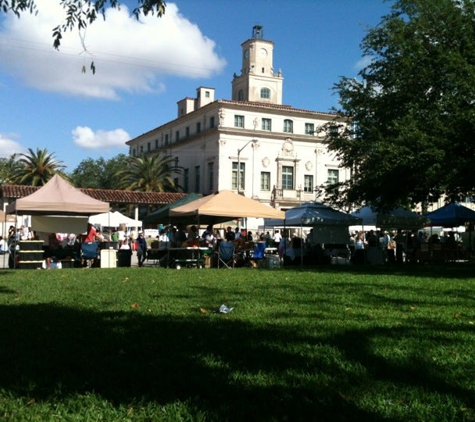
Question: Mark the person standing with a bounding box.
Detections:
[136,232,147,267]
[225,226,235,241]
[234,227,241,240]
[263,231,271,246]
[273,229,282,247]
[0,236,8,254]
[81,223,98,267]
[84,223,97,243]
[394,229,405,264]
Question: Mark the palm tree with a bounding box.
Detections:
[118,153,182,192]
[14,147,65,186]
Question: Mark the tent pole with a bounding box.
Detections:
[13,212,18,269]
[2,211,6,269]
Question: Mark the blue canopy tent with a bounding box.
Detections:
[285,201,362,227]
[424,202,475,227]
[423,202,475,260]
[266,201,362,265]
[351,205,429,230]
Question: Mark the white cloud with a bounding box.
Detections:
[0,1,226,99]
[0,134,29,158]
[72,126,131,150]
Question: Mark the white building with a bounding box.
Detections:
[127,26,350,211]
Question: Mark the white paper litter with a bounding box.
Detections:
[219,304,234,313]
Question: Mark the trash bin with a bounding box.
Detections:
[117,249,132,267]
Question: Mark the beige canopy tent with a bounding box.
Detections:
[0,210,16,224]
[169,190,285,224]
[6,174,109,216]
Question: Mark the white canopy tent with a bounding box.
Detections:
[88,211,142,228]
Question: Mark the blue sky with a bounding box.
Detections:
[0,0,393,173]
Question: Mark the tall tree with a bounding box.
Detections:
[69,154,129,189]
[14,147,65,186]
[118,153,181,193]
[0,154,24,184]
[323,0,475,211]
[103,153,129,189]
[69,157,108,189]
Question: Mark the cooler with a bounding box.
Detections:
[100,249,117,268]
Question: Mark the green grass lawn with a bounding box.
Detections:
[1,264,474,421]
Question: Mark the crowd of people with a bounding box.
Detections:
[348,228,464,264]
[139,224,281,268]
[5,219,467,269]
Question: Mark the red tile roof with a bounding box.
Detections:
[1,184,187,206]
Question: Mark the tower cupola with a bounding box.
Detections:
[231,26,283,104]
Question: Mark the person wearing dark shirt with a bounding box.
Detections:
[136,232,147,267]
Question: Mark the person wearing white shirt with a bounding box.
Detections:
[158,230,170,250]
[0,236,8,254]
[273,230,282,247]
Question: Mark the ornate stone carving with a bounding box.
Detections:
[305,161,313,171]
[281,138,295,157]
[218,108,225,127]
[262,157,270,168]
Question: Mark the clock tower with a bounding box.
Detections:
[232,25,283,104]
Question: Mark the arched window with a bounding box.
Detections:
[283,119,293,133]
[260,88,270,99]
[238,89,244,101]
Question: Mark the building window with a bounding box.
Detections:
[164,134,169,146]
[327,169,339,184]
[210,116,215,128]
[262,118,272,131]
[234,115,245,128]
[260,88,270,99]
[155,139,159,149]
[283,119,293,133]
[261,172,271,191]
[282,166,294,190]
[147,142,151,152]
[238,89,244,101]
[205,90,210,98]
[196,122,201,133]
[139,145,143,153]
[304,175,313,192]
[194,166,200,192]
[185,127,190,138]
[183,168,189,193]
[175,131,179,142]
[329,125,339,136]
[305,123,315,135]
[207,162,214,191]
[232,162,245,190]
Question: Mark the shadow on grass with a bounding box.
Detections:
[328,323,475,406]
[0,304,383,421]
[1,302,473,421]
